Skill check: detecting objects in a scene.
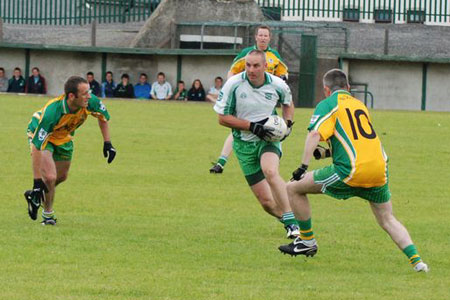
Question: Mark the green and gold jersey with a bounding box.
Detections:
[308,90,388,188]
[28,94,110,150]
[214,71,292,142]
[229,45,288,77]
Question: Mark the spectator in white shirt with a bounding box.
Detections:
[151,72,172,100]
[206,76,223,103]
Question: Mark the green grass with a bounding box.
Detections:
[1,94,449,300]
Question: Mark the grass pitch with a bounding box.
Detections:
[1,94,449,300]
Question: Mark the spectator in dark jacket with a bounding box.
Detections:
[134,73,151,99]
[114,73,135,98]
[25,67,47,94]
[187,79,206,101]
[101,71,116,98]
[87,72,101,97]
[7,67,26,93]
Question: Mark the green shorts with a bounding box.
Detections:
[233,138,281,186]
[28,135,73,161]
[313,165,391,203]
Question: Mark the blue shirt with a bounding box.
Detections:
[134,82,151,99]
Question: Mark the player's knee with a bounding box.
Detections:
[286,182,297,197]
[56,173,68,185]
[262,167,278,182]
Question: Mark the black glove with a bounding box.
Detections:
[103,141,116,164]
[249,118,274,141]
[280,120,294,142]
[313,145,331,160]
[291,164,308,181]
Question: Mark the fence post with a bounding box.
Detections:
[91,20,97,47]
[298,34,318,108]
[384,28,389,55]
[0,17,3,42]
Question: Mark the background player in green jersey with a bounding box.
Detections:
[210,25,290,174]
[214,50,299,238]
[25,76,117,225]
[279,69,428,272]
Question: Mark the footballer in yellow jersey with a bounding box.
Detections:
[279,69,428,273]
[24,76,117,226]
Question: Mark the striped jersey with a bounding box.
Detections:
[229,45,288,77]
[28,94,110,150]
[214,71,292,142]
[308,90,388,188]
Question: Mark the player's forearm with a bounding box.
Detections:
[301,130,321,166]
[218,115,250,131]
[282,101,295,123]
[31,145,42,179]
[98,119,111,142]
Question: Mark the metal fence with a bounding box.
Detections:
[0,0,160,25]
[256,0,450,25]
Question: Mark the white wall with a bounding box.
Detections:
[347,60,423,110]
[427,64,450,112]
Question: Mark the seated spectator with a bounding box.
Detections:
[187,79,206,101]
[114,73,135,98]
[151,72,172,100]
[101,71,116,98]
[7,67,26,93]
[134,73,151,99]
[0,67,8,92]
[206,76,223,103]
[25,67,47,94]
[172,80,187,101]
[87,72,101,97]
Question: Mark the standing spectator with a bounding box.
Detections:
[206,76,223,103]
[172,80,187,100]
[134,73,151,99]
[0,68,8,92]
[114,73,135,98]
[101,71,116,98]
[25,67,47,94]
[87,72,101,97]
[7,67,26,93]
[151,72,172,100]
[187,79,206,101]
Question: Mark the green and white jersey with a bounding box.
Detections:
[214,71,292,142]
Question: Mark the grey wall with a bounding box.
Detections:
[345,59,450,112]
[0,49,234,96]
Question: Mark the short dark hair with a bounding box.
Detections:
[254,25,271,36]
[0,67,4,73]
[32,67,40,72]
[106,71,113,76]
[86,72,94,76]
[65,76,88,96]
[14,67,21,72]
[121,73,130,79]
[215,76,223,82]
[323,69,349,92]
[178,80,185,84]
[140,73,148,78]
[157,72,165,78]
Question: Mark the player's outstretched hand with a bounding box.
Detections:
[280,120,294,142]
[249,118,274,141]
[313,145,331,160]
[103,141,116,164]
[291,164,308,181]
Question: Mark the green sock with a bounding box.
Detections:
[298,218,315,241]
[403,244,422,266]
[281,212,297,226]
[217,156,227,167]
[42,210,55,219]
